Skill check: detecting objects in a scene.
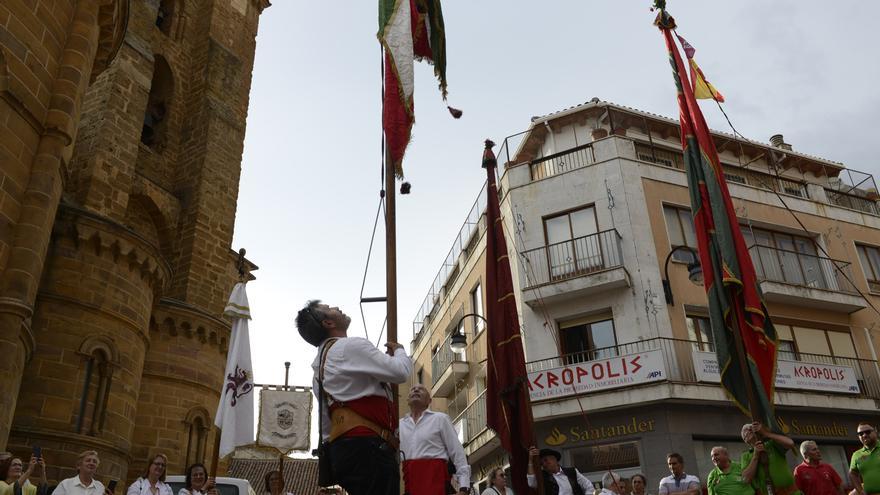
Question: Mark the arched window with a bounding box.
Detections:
[141,56,174,151]
[156,0,175,35]
[76,349,113,435]
[184,408,211,466]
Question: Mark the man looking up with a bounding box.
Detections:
[527,446,591,495]
[659,453,700,495]
[399,384,471,495]
[297,300,412,495]
[53,451,114,495]
[794,441,844,495]
[707,446,758,495]
[851,423,880,495]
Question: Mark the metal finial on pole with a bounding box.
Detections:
[283,362,290,391]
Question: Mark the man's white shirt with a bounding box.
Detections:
[311,337,412,439]
[399,409,471,489]
[658,473,700,495]
[53,476,105,495]
[527,468,592,495]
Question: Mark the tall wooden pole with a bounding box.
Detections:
[385,152,399,424]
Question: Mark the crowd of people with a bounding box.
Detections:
[296,300,880,495]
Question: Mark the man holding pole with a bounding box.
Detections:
[740,422,801,495]
[399,384,471,495]
[296,300,412,495]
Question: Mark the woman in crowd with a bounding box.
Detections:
[264,470,292,495]
[178,464,217,495]
[481,468,513,495]
[0,455,45,495]
[631,474,649,495]
[127,454,173,495]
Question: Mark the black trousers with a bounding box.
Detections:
[329,436,399,495]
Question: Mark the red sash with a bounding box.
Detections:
[329,395,392,438]
[402,458,450,495]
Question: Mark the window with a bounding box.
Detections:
[141,56,174,150]
[184,408,210,467]
[471,283,484,333]
[559,316,617,363]
[76,349,112,436]
[774,323,857,363]
[544,206,602,279]
[155,0,175,35]
[856,244,880,292]
[685,315,714,352]
[663,205,697,263]
[417,368,424,385]
[741,226,828,289]
[775,324,798,361]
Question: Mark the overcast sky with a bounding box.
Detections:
[230,1,880,452]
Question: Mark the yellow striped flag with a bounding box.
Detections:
[676,33,725,102]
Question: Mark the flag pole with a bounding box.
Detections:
[384,149,399,424]
[209,428,221,478]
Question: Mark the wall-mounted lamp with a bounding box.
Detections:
[449,313,488,352]
[662,246,703,306]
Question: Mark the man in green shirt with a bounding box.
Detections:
[708,446,757,495]
[740,422,801,495]
[851,423,880,495]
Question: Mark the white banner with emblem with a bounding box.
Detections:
[692,350,860,394]
[257,388,312,452]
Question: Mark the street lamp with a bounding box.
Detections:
[449,313,488,352]
[662,246,704,306]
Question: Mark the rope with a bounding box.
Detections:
[705,93,880,320]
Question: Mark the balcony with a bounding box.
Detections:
[520,229,629,306]
[453,391,487,446]
[748,245,867,313]
[825,189,880,216]
[524,337,880,407]
[530,143,595,181]
[431,332,469,398]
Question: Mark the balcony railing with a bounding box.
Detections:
[413,182,488,343]
[825,189,880,215]
[635,142,685,170]
[520,229,623,288]
[431,332,466,386]
[748,245,859,294]
[525,337,880,400]
[530,143,595,181]
[453,391,486,445]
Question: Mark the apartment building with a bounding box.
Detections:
[405,98,880,491]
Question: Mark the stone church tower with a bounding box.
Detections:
[1,0,268,484]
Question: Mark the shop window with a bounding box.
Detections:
[856,244,880,292]
[685,315,714,352]
[663,205,697,263]
[560,316,617,363]
[470,283,484,333]
[76,348,113,435]
[544,206,603,279]
[141,56,174,150]
[571,441,641,484]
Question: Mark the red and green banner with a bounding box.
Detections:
[482,140,535,495]
[378,0,449,177]
[656,11,779,431]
